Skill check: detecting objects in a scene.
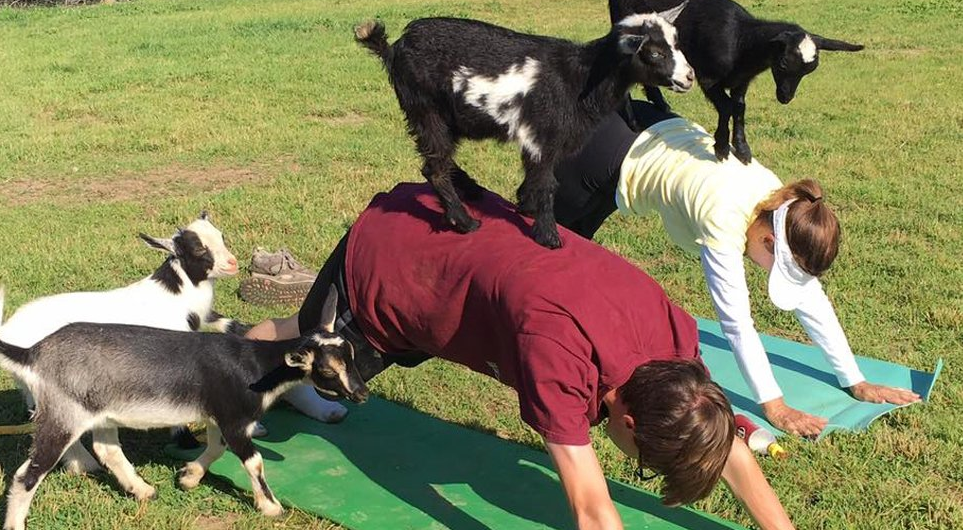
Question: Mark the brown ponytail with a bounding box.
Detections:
[755,179,840,276]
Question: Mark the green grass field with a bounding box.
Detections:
[0,0,961,528]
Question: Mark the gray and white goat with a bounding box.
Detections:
[0,286,367,530]
[0,212,240,473]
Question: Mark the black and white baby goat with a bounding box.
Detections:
[0,286,367,530]
[0,212,240,473]
[355,14,693,249]
[610,0,863,164]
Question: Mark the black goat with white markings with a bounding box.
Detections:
[0,286,367,530]
[610,0,863,164]
[355,15,693,249]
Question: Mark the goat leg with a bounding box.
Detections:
[730,82,752,164]
[178,423,226,490]
[92,427,156,501]
[223,425,283,517]
[644,85,671,113]
[518,158,563,249]
[450,163,485,201]
[704,85,734,161]
[412,115,481,232]
[420,161,481,233]
[4,421,77,530]
[61,438,103,475]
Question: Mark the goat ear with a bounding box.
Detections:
[812,35,864,52]
[655,0,688,24]
[139,233,176,254]
[199,210,210,221]
[320,284,338,334]
[618,33,649,55]
[284,350,313,369]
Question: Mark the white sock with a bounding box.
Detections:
[281,384,348,423]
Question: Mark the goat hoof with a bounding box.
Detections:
[132,484,157,501]
[534,230,563,250]
[178,463,204,490]
[713,142,730,162]
[733,146,752,165]
[450,215,481,234]
[259,501,284,518]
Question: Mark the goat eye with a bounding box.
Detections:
[320,368,337,378]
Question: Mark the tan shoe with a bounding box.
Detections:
[239,248,318,306]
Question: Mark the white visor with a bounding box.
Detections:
[768,199,817,311]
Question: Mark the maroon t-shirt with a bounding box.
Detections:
[345,183,701,445]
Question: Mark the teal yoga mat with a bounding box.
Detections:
[696,318,942,439]
[169,400,746,530]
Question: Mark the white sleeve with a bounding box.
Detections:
[793,282,866,388]
[700,246,783,403]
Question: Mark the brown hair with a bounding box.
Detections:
[619,360,735,506]
[755,179,840,276]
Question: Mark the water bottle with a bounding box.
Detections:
[734,414,787,459]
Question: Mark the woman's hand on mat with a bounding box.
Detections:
[848,382,921,405]
[761,398,827,437]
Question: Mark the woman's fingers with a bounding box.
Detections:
[851,382,921,405]
[880,386,921,405]
[769,407,827,437]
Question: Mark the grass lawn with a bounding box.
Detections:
[0,0,961,528]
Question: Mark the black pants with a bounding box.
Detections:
[554,101,676,239]
[299,233,432,380]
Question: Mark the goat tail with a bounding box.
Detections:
[0,286,30,367]
[0,339,30,368]
[355,20,391,64]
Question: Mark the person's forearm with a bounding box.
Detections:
[794,284,865,387]
[546,441,625,530]
[722,439,795,530]
[701,247,783,403]
[572,501,624,530]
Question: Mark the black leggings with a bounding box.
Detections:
[299,233,432,377]
[554,101,677,239]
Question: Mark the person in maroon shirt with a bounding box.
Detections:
[247,183,795,530]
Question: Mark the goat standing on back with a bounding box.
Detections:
[355,14,693,249]
[610,0,863,164]
[0,286,368,530]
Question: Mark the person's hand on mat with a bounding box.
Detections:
[848,381,921,405]
[761,397,827,437]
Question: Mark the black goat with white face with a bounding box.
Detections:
[610,0,862,164]
[355,14,692,249]
[0,286,365,530]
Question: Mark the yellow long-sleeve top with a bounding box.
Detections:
[614,117,866,403]
[615,118,781,256]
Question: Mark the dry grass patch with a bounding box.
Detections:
[0,165,280,207]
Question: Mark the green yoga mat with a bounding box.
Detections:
[168,319,940,529]
[169,400,745,530]
[696,318,943,439]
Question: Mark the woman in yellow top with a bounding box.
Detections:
[553,100,919,436]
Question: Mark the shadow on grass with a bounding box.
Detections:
[171,399,743,530]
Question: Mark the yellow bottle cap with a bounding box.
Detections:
[768,443,788,459]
